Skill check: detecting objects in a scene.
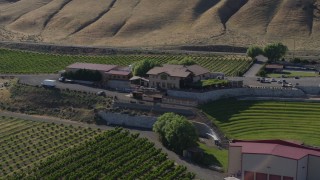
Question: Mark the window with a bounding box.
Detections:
[160,74,167,80]
[162,82,166,88]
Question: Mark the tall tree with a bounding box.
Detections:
[153,113,198,155]
[246,46,264,59]
[133,59,160,77]
[264,43,288,62]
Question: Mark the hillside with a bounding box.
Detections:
[0,0,320,50]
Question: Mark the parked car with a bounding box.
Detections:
[58,77,65,82]
[256,77,261,81]
[208,165,224,173]
[277,80,282,84]
[65,79,74,83]
[294,76,300,79]
[96,91,106,96]
[41,79,56,88]
[271,78,276,82]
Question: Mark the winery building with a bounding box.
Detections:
[146,64,211,89]
[228,140,320,180]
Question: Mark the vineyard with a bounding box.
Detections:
[201,99,320,147]
[9,126,194,179]
[0,116,101,177]
[0,49,252,76]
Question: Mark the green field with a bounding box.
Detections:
[0,117,194,179]
[0,49,252,76]
[267,70,318,78]
[198,143,228,171]
[201,99,320,146]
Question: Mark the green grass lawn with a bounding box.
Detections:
[201,99,320,147]
[198,143,228,172]
[267,70,318,78]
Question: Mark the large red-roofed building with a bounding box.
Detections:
[228,140,320,180]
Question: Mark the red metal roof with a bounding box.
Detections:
[230,140,320,160]
[67,63,117,72]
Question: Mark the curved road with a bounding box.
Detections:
[0,110,225,180]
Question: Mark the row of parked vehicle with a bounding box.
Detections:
[257,77,296,87]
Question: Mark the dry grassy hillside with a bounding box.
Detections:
[0,0,320,50]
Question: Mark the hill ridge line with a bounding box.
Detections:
[42,0,73,30]
[70,0,118,36]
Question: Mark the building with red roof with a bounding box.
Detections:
[228,140,320,180]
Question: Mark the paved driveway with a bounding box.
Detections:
[4,74,132,101]
[243,55,268,77]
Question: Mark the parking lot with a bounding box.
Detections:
[229,76,320,88]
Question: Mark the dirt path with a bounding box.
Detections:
[0,110,225,180]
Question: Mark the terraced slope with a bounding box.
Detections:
[0,0,320,49]
[201,99,320,146]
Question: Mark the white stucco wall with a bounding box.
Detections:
[297,156,308,180]
[308,155,320,180]
[148,74,180,89]
[228,146,242,175]
[242,154,297,180]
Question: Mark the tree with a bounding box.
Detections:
[246,46,264,59]
[133,59,160,77]
[153,113,198,155]
[178,57,196,66]
[263,43,288,62]
[167,57,196,66]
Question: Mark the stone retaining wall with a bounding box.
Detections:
[98,111,157,129]
[168,87,306,103]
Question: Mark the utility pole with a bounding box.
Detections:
[293,38,296,60]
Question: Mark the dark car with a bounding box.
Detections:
[294,76,300,79]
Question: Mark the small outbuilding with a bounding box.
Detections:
[265,64,284,73]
